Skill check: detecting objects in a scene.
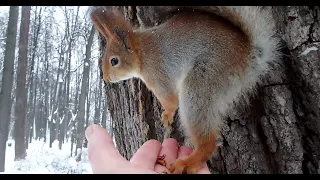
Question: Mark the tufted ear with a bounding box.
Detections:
[113,26,131,50]
[90,6,133,50]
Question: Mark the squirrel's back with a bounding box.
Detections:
[136,11,251,94]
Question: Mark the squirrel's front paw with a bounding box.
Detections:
[169,157,202,174]
[161,111,174,127]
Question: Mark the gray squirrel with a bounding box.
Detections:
[90,6,281,174]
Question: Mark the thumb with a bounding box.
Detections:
[85,124,127,173]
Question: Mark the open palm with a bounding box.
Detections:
[85,124,210,174]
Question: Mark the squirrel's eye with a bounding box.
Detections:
[110,57,119,67]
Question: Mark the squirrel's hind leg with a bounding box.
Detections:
[157,94,178,127]
[169,131,217,174]
[169,66,220,174]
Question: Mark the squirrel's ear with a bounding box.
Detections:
[90,6,114,40]
[90,6,133,50]
[113,26,131,50]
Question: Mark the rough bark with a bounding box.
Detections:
[0,6,19,172]
[101,101,108,129]
[14,6,31,161]
[100,6,320,174]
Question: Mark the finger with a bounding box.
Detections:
[197,165,211,174]
[177,146,192,158]
[159,138,179,165]
[154,164,168,174]
[129,139,161,170]
[177,146,211,174]
[154,138,179,173]
[86,124,128,173]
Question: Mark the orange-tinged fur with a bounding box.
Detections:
[91,6,142,82]
[170,132,217,174]
[144,79,178,126]
[159,94,178,127]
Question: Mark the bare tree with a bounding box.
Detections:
[14,6,31,161]
[58,6,80,150]
[0,6,19,172]
[93,70,102,124]
[26,6,43,147]
[0,11,9,80]
[75,25,95,161]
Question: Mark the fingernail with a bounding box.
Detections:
[85,125,94,140]
[85,124,102,141]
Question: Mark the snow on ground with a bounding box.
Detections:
[4,138,92,174]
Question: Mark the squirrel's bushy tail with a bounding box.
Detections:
[159,6,281,72]
[202,6,281,66]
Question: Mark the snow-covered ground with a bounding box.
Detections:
[3,139,92,174]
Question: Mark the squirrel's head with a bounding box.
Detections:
[91,6,140,83]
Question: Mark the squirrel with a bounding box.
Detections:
[90,6,281,174]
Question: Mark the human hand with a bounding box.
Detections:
[85,124,210,174]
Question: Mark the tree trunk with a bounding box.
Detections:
[100,6,320,174]
[29,56,39,144]
[75,25,95,161]
[35,76,42,140]
[57,54,67,150]
[101,101,108,129]
[0,6,19,172]
[26,7,42,149]
[49,50,64,148]
[14,6,31,161]
[94,71,102,124]
[43,52,49,142]
[83,82,90,148]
